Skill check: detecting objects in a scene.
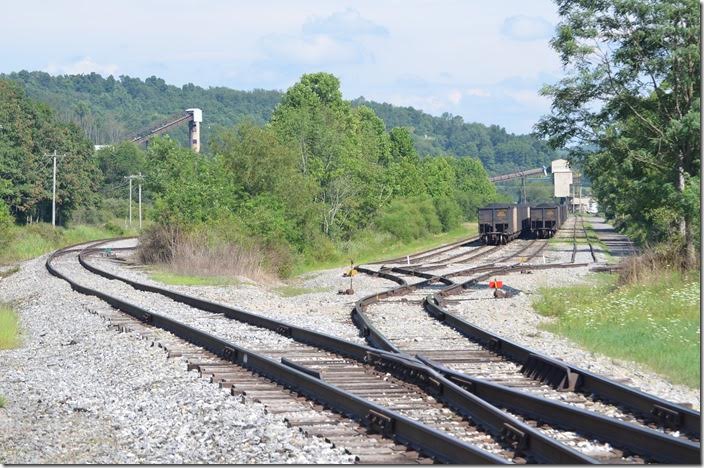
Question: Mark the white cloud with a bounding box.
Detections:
[504,89,551,107]
[303,8,389,39]
[466,87,491,97]
[257,9,388,67]
[501,15,554,41]
[260,34,369,65]
[45,57,118,76]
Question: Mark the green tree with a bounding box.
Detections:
[452,157,498,219]
[536,0,700,267]
[0,79,100,224]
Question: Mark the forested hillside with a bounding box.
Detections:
[4,71,556,174]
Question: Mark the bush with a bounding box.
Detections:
[434,196,462,231]
[138,222,293,281]
[619,241,700,285]
[137,224,181,264]
[376,197,442,242]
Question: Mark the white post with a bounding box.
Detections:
[52,151,57,227]
[138,174,142,230]
[128,177,133,226]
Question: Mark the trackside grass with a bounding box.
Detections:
[0,302,20,408]
[0,303,20,350]
[274,285,331,297]
[294,223,478,276]
[533,271,700,388]
[149,270,239,286]
[0,222,137,265]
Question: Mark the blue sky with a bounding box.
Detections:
[4,0,563,134]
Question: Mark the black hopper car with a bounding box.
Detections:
[529,203,568,238]
[478,202,568,245]
[478,203,530,245]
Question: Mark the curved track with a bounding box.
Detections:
[44,231,700,464]
[46,240,592,464]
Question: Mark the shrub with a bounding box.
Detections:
[619,241,700,286]
[434,196,462,231]
[376,197,442,242]
[138,222,292,281]
[137,224,181,264]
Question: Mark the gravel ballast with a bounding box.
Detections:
[0,255,352,464]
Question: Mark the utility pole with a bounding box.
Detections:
[45,150,66,227]
[138,172,143,229]
[125,174,145,228]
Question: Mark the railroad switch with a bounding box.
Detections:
[340,259,356,294]
[489,278,507,298]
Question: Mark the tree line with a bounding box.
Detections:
[3,70,557,175]
[143,73,501,274]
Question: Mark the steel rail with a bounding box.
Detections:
[69,239,699,462]
[416,357,700,464]
[581,216,597,262]
[70,245,598,464]
[423,275,701,438]
[47,245,510,464]
[352,264,701,463]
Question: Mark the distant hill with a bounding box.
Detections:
[4,71,556,174]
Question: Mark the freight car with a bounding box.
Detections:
[530,203,566,238]
[478,203,530,245]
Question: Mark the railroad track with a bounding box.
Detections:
[47,240,602,464]
[367,235,480,266]
[568,216,597,264]
[45,237,699,463]
[350,236,699,463]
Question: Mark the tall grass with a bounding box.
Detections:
[533,271,700,387]
[140,222,479,281]
[0,222,136,265]
[138,225,277,283]
[294,222,478,275]
[0,303,20,350]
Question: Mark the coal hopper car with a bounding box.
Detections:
[530,203,565,238]
[478,204,529,245]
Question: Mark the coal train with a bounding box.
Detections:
[478,202,568,245]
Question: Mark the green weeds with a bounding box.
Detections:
[274,285,331,297]
[294,223,478,276]
[533,271,700,387]
[0,303,20,350]
[0,222,137,265]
